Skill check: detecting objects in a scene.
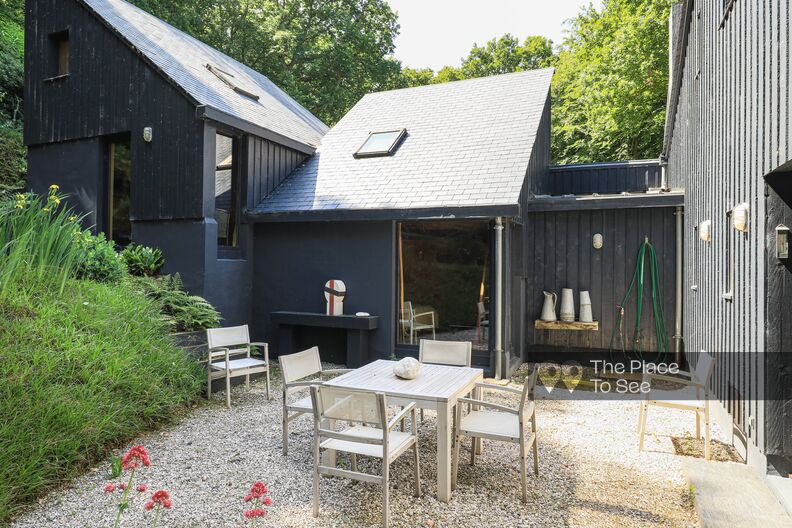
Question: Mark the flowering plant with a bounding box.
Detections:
[144,489,173,528]
[241,482,273,527]
[103,445,154,528]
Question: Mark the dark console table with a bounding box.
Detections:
[270,311,380,368]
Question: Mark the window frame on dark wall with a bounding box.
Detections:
[47,29,70,80]
[104,135,132,248]
[214,130,243,258]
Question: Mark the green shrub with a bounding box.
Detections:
[0,188,83,299]
[0,126,25,191]
[0,277,203,522]
[132,273,221,332]
[121,243,164,276]
[75,231,126,283]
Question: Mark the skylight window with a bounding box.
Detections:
[206,63,260,101]
[354,129,407,158]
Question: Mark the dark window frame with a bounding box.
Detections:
[354,129,407,159]
[206,63,260,101]
[214,130,244,259]
[46,29,70,81]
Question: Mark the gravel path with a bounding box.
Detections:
[11,368,712,528]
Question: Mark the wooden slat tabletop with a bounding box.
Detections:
[325,359,483,403]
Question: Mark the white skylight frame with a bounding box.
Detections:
[206,63,260,101]
[353,128,407,158]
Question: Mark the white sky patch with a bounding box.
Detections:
[385,0,603,71]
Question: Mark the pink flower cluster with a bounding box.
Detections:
[241,482,273,526]
[121,445,151,471]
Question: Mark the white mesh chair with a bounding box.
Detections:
[418,339,472,421]
[639,352,716,460]
[206,325,270,409]
[400,302,436,344]
[279,347,352,455]
[310,385,421,528]
[452,367,539,503]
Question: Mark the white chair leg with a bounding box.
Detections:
[470,436,476,466]
[207,370,212,401]
[412,442,421,497]
[451,433,460,491]
[695,411,701,439]
[420,409,424,423]
[519,439,528,504]
[351,454,358,473]
[312,456,320,518]
[265,366,271,400]
[639,402,648,451]
[282,403,289,456]
[638,400,644,433]
[531,414,539,476]
[225,372,231,409]
[246,373,250,389]
[704,407,711,461]
[382,461,390,528]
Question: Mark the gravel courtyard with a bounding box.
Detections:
[12,370,710,528]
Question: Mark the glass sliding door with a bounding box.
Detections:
[107,139,132,247]
[397,221,491,352]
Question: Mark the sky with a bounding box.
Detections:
[385,0,602,71]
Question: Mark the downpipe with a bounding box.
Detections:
[494,217,504,380]
[673,206,684,363]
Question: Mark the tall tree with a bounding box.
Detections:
[461,34,555,78]
[551,0,672,163]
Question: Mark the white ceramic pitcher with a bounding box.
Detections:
[579,291,593,323]
[541,291,557,321]
[560,288,575,322]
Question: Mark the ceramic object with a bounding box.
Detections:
[324,279,346,315]
[393,357,420,380]
[540,291,558,321]
[560,288,575,322]
[579,291,593,323]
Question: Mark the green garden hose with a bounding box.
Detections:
[609,238,668,362]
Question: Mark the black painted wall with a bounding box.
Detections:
[547,160,663,195]
[252,221,396,362]
[523,207,677,353]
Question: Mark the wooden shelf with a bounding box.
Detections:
[534,320,599,331]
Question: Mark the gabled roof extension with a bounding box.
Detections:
[80,0,328,151]
[250,69,554,220]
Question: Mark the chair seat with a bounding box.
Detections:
[647,386,706,409]
[459,409,531,440]
[320,426,414,459]
[210,357,268,371]
[412,323,434,330]
[288,395,313,413]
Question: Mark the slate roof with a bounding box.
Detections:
[80,0,328,149]
[251,69,553,218]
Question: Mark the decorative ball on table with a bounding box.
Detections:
[394,357,421,380]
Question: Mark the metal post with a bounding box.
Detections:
[673,206,684,363]
[494,217,504,380]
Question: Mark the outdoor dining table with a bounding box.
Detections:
[323,359,484,503]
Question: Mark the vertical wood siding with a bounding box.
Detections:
[548,161,663,195]
[523,207,677,353]
[24,0,204,220]
[246,136,307,210]
[666,0,792,456]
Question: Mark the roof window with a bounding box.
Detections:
[354,129,407,158]
[206,63,260,101]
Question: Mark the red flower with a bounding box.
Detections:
[118,482,127,491]
[121,445,151,471]
[150,489,171,509]
[144,501,155,511]
[262,497,273,507]
[137,484,148,493]
[244,508,267,519]
[163,499,172,509]
[248,482,268,499]
[244,493,254,502]
[104,483,116,493]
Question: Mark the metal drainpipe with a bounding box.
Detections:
[494,217,504,380]
[673,206,684,364]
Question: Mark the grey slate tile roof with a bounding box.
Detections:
[252,69,553,217]
[80,0,328,148]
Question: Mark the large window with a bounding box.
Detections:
[397,221,491,352]
[215,133,239,250]
[107,139,131,247]
[48,30,69,78]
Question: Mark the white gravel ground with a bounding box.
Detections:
[11,369,715,528]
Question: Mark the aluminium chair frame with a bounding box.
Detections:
[206,325,270,409]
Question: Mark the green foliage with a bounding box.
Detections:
[121,243,165,277]
[75,231,127,284]
[0,125,25,191]
[0,13,23,125]
[131,273,221,332]
[551,0,673,163]
[0,188,83,300]
[0,277,203,521]
[129,0,400,125]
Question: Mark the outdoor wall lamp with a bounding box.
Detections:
[699,220,712,242]
[777,225,790,260]
[143,126,153,143]
[593,233,603,249]
[732,203,749,232]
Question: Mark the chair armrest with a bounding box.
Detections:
[387,402,417,431]
[643,372,702,387]
[474,382,523,395]
[321,369,354,375]
[285,379,322,389]
[458,397,518,415]
[414,311,435,323]
[208,347,231,367]
[249,342,269,362]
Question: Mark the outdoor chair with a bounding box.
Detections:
[639,352,716,460]
[279,346,352,456]
[418,339,472,422]
[452,366,539,503]
[400,301,436,344]
[475,301,489,344]
[310,385,421,528]
[206,325,270,409]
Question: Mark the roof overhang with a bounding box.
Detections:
[246,204,519,223]
[524,192,684,212]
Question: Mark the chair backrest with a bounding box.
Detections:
[693,352,716,385]
[280,347,322,385]
[419,339,472,367]
[477,302,487,317]
[518,366,540,417]
[311,385,386,429]
[401,301,415,321]
[207,325,250,350]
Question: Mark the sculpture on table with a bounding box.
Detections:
[324,279,346,316]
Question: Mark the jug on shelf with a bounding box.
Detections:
[560,288,575,322]
[541,291,557,322]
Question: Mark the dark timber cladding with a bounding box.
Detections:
[245,136,306,211]
[664,0,792,463]
[24,0,204,220]
[547,160,663,195]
